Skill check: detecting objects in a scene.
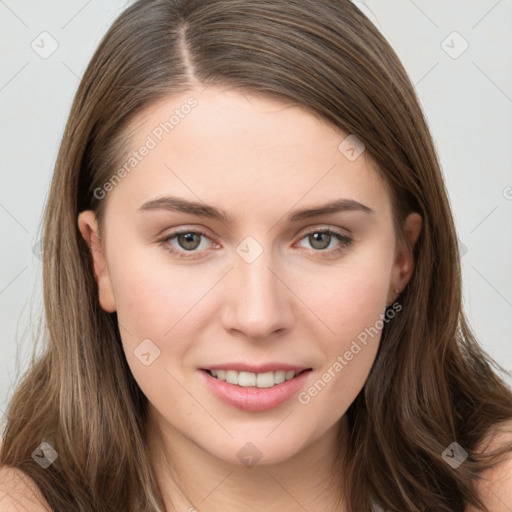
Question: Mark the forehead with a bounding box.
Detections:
[104,86,391,224]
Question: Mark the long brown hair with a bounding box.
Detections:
[1,1,511,510]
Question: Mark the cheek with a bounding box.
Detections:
[294,252,392,412]
[107,250,212,405]
[297,256,392,343]
[106,244,228,396]
[107,244,215,337]
[297,286,385,424]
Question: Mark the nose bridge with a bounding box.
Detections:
[225,238,292,338]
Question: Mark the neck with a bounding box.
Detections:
[148,407,350,512]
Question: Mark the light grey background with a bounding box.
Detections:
[1,0,511,417]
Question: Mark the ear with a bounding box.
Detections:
[386,212,422,307]
[77,210,116,313]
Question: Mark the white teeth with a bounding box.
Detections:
[238,371,256,387]
[226,370,239,385]
[256,372,275,388]
[208,369,299,388]
[274,370,286,384]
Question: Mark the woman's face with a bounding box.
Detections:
[79,86,420,466]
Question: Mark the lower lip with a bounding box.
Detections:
[199,369,312,412]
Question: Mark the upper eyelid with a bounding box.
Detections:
[161,224,349,240]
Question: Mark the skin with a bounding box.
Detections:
[78,86,422,511]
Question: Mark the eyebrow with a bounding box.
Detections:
[138,195,374,223]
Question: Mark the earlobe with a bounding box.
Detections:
[77,210,117,313]
[387,212,423,306]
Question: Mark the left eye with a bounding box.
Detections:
[159,230,213,257]
[157,228,352,259]
[296,229,353,252]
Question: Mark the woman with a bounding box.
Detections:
[1,1,511,511]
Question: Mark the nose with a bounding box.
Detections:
[220,246,295,341]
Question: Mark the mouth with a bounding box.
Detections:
[202,368,311,389]
[199,366,313,412]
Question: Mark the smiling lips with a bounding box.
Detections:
[207,368,303,388]
[200,363,312,411]
[203,363,311,389]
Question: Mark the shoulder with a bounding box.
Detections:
[0,466,52,511]
[466,420,512,511]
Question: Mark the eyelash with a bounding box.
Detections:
[156,227,353,260]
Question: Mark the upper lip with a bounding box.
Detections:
[202,363,312,374]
